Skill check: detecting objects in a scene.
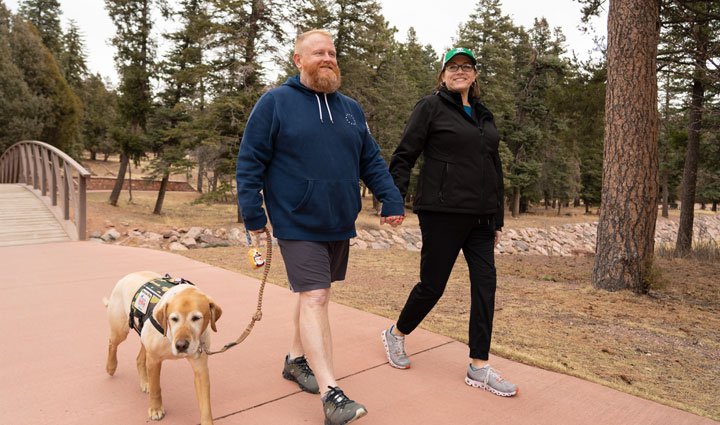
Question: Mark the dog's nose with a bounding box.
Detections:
[175,339,189,352]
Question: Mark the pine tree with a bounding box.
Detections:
[0,3,47,151]
[105,0,157,206]
[592,0,660,293]
[18,0,63,57]
[6,10,79,152]
[658,1,720,255]
[399,28,438,100]
[149,0,213,213]
[60,20,88,89]
[78,74,117,161]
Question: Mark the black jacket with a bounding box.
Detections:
[389,87,504,229]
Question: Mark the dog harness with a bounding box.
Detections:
[129,274,195,335]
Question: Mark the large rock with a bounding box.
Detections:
[198,234,229,247]
[169,242,188,251]
[185,227,204,240]
[180,236,197,248]
[101,228,121,242]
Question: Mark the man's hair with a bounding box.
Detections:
[294,29,333,55]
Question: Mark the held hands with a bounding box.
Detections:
[380,215,405,228]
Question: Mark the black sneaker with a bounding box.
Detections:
[282,354,320,394]
[322,386,367,425]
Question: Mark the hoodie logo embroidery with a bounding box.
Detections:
[345,113,357,126]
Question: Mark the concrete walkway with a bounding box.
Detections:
[0,241,716,425]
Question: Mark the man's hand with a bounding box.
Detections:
[248,228,265,235]
[380,215,405,228]
[494,230,502,248]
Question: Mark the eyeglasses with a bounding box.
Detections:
[445,63,475,73]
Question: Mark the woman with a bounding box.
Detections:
[381,47,517,397]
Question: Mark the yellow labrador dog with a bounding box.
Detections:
[105,271,222,425]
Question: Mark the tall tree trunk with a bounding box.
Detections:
[675,77,704,256]
[128,161,133,203]
[109,152,129,206]
[197,159,204,193]
[661,170,669,218]
[153,171,170,214]
[511,187,520,217]
[592,0,660,293]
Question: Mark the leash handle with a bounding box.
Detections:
[203,226,271,356]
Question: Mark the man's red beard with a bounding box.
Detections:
[303,61,341,93]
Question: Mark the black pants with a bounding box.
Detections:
[396,211,497,360]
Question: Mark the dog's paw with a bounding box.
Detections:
[139,380,149,393]
[148,406,165,421]
[106,363,117,376]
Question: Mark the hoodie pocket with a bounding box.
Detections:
[291,179,361,231]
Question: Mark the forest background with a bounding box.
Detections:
[2,0,718,220]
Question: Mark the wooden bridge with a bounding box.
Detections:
[0,140,89,246]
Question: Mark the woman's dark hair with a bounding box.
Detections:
[434,69,481,98]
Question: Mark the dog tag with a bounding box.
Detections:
[134,289,152,314]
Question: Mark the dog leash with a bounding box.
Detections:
[201,227,271,356]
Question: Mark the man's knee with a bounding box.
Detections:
[299,288,330,308]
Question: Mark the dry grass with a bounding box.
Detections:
[87,190,720,421]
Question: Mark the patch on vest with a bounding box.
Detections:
[129,275,195,335]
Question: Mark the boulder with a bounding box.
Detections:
[198,234,229,247]
[101,228,121,242]
[169,242,188,251]
[180,236,197,248]
[185,227,204,240]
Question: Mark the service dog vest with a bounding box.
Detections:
[129,275,195,335]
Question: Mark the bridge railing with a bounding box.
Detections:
[0,141,91,240]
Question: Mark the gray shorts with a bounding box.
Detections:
[277,239,350,292]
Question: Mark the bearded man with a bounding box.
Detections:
[236,29,404,425]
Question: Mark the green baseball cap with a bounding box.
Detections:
[442,47,477,68]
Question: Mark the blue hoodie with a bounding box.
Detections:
[236,76,404,241]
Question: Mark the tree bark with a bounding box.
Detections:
[661,170,669,218]
[109,152,128,206]
[675,77,704,255]
[592,0,660,293]
[197,158,204,193]
[153,171,169,215]
[511,187,520,217]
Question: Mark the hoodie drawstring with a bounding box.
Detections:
[314,93,334,124]
[315,94,324,123]
[324,93,334,123]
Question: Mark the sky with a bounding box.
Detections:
[4,0,607,85]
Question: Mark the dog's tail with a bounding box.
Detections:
[102,297,109,307]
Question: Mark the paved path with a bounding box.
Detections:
[1,241,717,425]
[0,184,71,246]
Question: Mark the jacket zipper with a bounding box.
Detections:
[438,162,448,203]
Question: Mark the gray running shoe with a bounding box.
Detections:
[465,364,518,397]
[322,386,367,425]
[381,325,410,369]
[282,354,320,394]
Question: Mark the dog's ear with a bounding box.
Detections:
[153,303,169,336]
[208,298,222,332]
